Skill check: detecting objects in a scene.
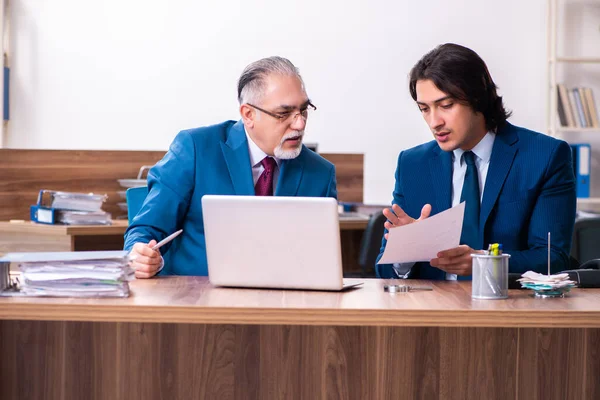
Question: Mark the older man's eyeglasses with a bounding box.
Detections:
[247,102,317,123]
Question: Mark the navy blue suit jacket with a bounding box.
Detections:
[376,122,577,279]
[124,120,337,276]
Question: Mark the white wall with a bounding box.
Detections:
[6,0,548,204]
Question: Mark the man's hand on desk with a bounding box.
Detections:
[130,240,163,279]
[383,203,432,240]
[430,245,485,276]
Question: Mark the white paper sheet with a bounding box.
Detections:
[377,202,465,264]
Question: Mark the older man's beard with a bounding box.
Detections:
[274,131,304,159]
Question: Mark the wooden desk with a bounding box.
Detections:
[0,277,598,399]
[0,220,130,253]
[0,219,370,273]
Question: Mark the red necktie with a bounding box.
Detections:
[255,157,276,196]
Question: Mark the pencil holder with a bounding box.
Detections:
[471,254,510,299]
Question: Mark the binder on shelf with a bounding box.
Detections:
[30,205,111,225]
[36,190,107,212]
[30,190,111,225]
[570,143,591,198]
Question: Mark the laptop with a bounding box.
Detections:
[201,195,363,291]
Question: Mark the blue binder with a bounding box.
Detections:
[570,143,591,198]
[30,204,58,224]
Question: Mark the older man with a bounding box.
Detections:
[125,56,337,278]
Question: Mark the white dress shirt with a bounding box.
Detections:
[155,129,281,276]
[446,131,495,280]
[245,128,281,192]
[393,132,496,279]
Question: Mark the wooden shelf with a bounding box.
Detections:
[554,127,600,133]
[576,197,600,205]
[554,57,600,63]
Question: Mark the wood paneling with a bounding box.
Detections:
[0,149,165,221]
[321,153,363,203]
[1,321,598,400]
[517,328,600,399]
[2,278,600,328]
[0,150,363,221]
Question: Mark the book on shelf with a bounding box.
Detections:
[557,85,568,127]
[583,88,599,128]
[572,89,587,127]
[567,89,581,128]
[557,84,599,129]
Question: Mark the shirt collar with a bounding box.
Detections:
[244,127,281,168]
[452,131,496,165]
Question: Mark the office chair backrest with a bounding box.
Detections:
[571,217,600,264]
[126,186,149,224]
[357,211,387,277]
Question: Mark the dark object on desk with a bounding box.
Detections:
[571,217,600,264]
[563,268,600,288]
[357,211,386,278]
[563,258,600,288]
[508,273,524,290]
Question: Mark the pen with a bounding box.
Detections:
[152,229,183,251]
[485,243,502,295]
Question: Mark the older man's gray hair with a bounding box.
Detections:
[237,56,304,105]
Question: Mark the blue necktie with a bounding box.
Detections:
[460,151,480,250]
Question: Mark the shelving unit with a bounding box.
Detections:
[577,197,600,205]
[547,0,600,206]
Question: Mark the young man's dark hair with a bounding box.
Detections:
[408,43,511,132]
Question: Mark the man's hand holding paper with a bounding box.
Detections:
[379,202,477,275]
[383,203,432,239]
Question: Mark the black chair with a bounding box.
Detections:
[357,211,387,277]
[571,217,600,265]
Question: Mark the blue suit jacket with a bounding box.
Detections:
[124,120,338,276]
[376,122,577,279]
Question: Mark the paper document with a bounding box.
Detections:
[377,202,465,264]
[0,250,133,298]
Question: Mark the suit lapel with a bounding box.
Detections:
[428,147,453,214]
[480,123,519,231]
[220,120,255,195]
[275,153,304,196]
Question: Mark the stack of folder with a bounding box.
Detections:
[0,251,133,297]
[30,190,112,225]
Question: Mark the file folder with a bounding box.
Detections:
[30,204,58,224]
[30,190,111,225]
[570,143,591,198]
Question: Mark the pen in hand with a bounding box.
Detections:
[128,229,183,262]
[151,229,184,251]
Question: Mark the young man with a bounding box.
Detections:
[376,43,576,280]
[125,56,337,278]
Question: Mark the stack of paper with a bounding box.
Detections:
[55,210,112,225]
[518,271,577,291]
[48,191,108,212]
[32,190,112,225]
[0,251,133,297]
